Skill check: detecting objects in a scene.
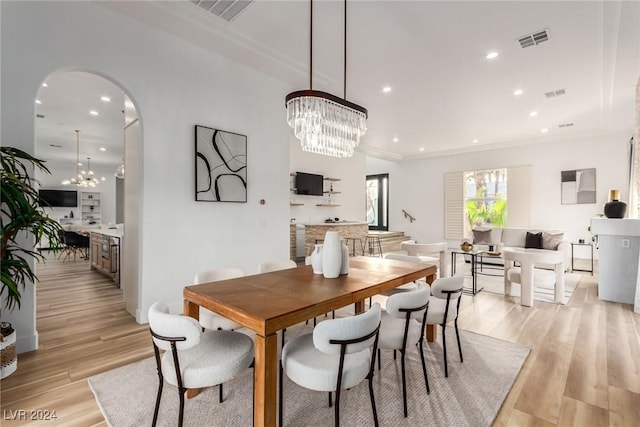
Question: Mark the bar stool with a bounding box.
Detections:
[365,234,383,257]
[344,237,365,256]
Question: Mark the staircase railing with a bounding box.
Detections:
[402,209,416,223]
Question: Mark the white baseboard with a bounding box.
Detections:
[16,330,38,354]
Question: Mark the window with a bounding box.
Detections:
[366,174,388,231]
[464,169,507,234]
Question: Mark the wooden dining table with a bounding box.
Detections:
[183,256,437,427]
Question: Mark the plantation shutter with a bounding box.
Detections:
[444,172,464,240]
[506,166,531,227]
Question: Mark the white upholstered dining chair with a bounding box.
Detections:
[280,303,382,427]
[148,302,254,427]
[378,284,431,417]
[194,268,245,331]
[425,275,464,377]
[258,259,297,273]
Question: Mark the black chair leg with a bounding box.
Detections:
[418,339,430,394]
[455,319,464,363]
[334,388,341,427]
[368,375,379,427]
[328,391,332,407]
[442,324,449,377]
[377,348,381,370]
[400,349,408,417]
[393,349,397,360]
[152,378,163,427]
[178,386,185,427]
[219,383,223,403]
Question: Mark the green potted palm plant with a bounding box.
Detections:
[1,147,63,378]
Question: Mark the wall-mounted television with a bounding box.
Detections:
[295,172,324,196]
[38,189,78,207]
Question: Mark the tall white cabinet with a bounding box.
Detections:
[590,218,640,313]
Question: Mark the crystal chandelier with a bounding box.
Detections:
[61,130,104,187]
[285,0,367,158]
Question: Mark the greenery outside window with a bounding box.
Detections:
[465,169,507,232]
[366,174,388,231]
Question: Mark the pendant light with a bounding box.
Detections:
[285,0,367,158]
[61,130,104,187]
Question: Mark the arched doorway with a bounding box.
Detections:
[34,70,141,320]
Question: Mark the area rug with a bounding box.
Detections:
[455,260,582,304]
[88,321,530,427]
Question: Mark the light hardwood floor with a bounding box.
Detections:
[1,256,639,426]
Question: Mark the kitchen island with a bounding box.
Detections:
[302,222,368,256]
[90,229,122,286]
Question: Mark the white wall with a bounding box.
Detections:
[367,131,631,259]
[1,1,291,352]
[290,137,366,224]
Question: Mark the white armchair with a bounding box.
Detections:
[400,240,448,277]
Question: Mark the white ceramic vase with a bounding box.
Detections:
[322,231,342,278]
[311,244,323,274]
[340,240,349,275]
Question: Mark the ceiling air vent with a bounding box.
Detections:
[191,0,254,22]
[544,89,566,98]
[36,114,45,119]
[518,29,549,48]
[558,123,574,128]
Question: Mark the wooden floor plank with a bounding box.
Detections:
[564,303,608,409]
[557,396,609,427]
[608,385,640,427]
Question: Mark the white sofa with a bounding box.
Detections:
[471,227,570,271]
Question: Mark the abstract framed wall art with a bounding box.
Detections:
[195,125,247,202]
[561,168,596,204]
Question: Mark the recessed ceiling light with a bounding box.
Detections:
[41,82,48,87]
[101,177,106,181]
[419,147,425,152]
[101,96,111,103]
[392,137,399,143]
[529,111,538,117]
[472,139,479,144]
[382,86,392,93]
[513,89,523,96]
[541,128,548,133]
[99,147,106,151]
[78,162,83,166]
[485,51,499,60]
[89,110,99,116]
[35,99,42,104]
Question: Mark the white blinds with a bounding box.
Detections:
[444,172,464,239]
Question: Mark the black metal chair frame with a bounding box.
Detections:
[377,300,430,417]
[439,288,464,377]
[60,230,89,261]
[280,322,381,427]
[149,328,254,427]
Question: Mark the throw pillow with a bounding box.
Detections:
[473,229,492,245]
[542,231,564,250]
[525,231,543,249]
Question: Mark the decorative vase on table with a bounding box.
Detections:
[604,189,627,219]
[322,231,342,278]
[340,240,349,275]
[311,244,323,274]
